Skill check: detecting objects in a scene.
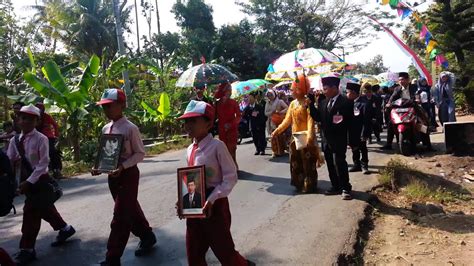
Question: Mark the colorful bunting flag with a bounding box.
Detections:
[367,16,433,85]
[401,8,412,20]
[436,55,449,68]
[425,31,432,45]
[382,0,389,4]
[426,40,437,53]
[420,25,428,39]
[389,0,399,8]
[430,48,439,60]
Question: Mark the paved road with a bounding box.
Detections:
[0,137,394,265]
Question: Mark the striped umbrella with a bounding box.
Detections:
[354,74,380,85]
[265,48,346,81]
[176,63,238,88]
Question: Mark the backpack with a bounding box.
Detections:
[0,149,16,216]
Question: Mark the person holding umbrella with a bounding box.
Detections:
[215,82,241,169]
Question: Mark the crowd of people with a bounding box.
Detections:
[0,68,458,265]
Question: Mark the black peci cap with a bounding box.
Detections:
[321,76,340,87]
[346,82,361,94]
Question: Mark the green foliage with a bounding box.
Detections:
[355,55,388,75]
[378,158,412,188]
[172,0,216,63]
[23,53,101,161]
[404,180,471,203]
[404,0,474,109]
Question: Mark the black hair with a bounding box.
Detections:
[12,101,25,108]
[2,121,13,130]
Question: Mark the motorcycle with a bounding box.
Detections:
[390,98,419,156]
[238,117,252,144]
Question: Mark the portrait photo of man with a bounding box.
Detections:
[182,178,202,209]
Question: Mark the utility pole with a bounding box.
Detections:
[112,0,132,101]
[134,0,140,54]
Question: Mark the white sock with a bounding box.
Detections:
[61,225,71,231]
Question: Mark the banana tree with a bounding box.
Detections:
[141,92,181,142]
[23,54,100,161]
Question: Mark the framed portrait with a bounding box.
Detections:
[94,134,124,173]
[177,165,206,218]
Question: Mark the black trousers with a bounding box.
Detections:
[323,143,352,192]
[48,138,62,171]
[351,140,368,168]
[251,127,266,153]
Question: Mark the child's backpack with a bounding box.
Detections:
[0,150,16,216]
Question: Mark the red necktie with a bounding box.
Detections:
[188,143,198,166]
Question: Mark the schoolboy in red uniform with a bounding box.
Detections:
[177,100,253,266]
[7,104,75,265]
[93,88,156,266]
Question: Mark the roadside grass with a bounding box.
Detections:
[145,137,190,155]
[377,158,471,203]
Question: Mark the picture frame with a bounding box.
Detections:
[177,165,206,219]
[94,134,124,173]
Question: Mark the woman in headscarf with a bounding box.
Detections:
[416,77,437,130]
[264,89,288,157]
[434,72,456,124]
[271,75,324,193]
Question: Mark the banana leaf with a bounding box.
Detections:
[42,60,68,94]
[76,54,100,95]
[23,72,66,105]
[158,92,171,120]
[27,47,36,73]
[61,62,80,76]
[141,101,160,118]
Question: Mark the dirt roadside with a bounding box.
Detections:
[361,114,474,266]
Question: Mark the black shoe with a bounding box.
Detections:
[51,226,76,247]
[260,151,266,155]
[135,232,157,257]
[362,168,370,175]
[99,259,121,266]
[376,137,381,142]
[324,188,341,195]
[14,249,36,265]
[342,190,353,200]
[254,151,260,155]
[247,259,256,266]
[349,166,362,172]
[381,145,393,150]
[368,139,373,144]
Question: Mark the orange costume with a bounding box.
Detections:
[272,75,323,193]
[215,83,241,167]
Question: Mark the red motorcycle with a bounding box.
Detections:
[390,98,417,156]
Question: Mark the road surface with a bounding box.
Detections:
[0,137,395,265]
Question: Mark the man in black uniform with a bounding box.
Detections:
[309,75,354,200]
[346,82,373,175]
[243,92,267,155]
[363,83,382,143]
[381,72,417,150]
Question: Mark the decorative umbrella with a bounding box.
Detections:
[231,79,271,99]
[354,74,380,85]
[176,63,238,88]
[377,72,398,83]
[265,48,346,81]
[308,74,359,93]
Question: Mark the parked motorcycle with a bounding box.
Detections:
[390,98,418,156]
